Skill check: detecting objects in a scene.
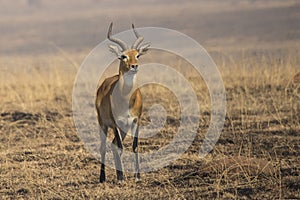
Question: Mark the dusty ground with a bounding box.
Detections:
[0,49,299,199]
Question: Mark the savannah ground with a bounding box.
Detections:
[1,0,300,199]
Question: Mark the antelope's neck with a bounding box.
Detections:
[118,71,137,96]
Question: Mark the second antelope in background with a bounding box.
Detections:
[95,23,150,183]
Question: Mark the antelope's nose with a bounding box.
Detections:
[131,65,138,70]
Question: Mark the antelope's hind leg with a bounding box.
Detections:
[112,127,127,182]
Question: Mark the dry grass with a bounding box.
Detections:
[1,0,299,199]
[0,46,299,199]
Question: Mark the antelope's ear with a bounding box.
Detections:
[138,43,150,56]
[108,44,122,58]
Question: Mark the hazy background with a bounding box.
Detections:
[0,0,299,56]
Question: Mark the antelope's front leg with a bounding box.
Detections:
[99,125,108,183]
[131,118,141,182]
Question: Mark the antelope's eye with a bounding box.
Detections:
[120,55,127,60]
[136,54,140,59]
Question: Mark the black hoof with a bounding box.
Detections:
[100,178,105,183]
[100,173,106,183]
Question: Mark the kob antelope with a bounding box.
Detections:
[96,23,150,183]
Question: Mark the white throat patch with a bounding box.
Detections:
[123,71,136,87]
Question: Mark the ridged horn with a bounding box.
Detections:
[131,24,144,49]
[107,22,128,51]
